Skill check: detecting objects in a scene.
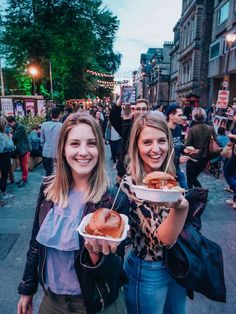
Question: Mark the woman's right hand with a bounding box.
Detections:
[17,295,33,314]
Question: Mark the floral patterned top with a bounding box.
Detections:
[120,175,170,261]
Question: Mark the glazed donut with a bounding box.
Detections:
[85,208,124,238]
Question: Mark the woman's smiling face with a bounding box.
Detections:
[137,126,169,174]
[64,123,99,180]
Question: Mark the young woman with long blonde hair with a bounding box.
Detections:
[17,113,129,314]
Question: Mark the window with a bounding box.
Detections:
[191,17,195,42]
[218,1,229,25]
[209,41,221,60]
[223,39,236,53]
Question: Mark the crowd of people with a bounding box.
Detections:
[0,97,235,313]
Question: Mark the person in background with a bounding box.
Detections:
[166,104,189,190]
[93,110,105,136]
[62,106,73,123]
[28,124,42,157]
[184,107,214,188]
[120,113,188,314]
[105,120,122,168]
[6,116,32,188]
[103,104,110,132]
[152,103,165,119]
[217,127,229,148]
[41,107,62,176]
[109,98,149,181]
[224,110,236,209]
[17,113,129,314]
[180,116,189,140]
[0,117,15,200]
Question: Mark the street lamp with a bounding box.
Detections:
[28,66,38,95]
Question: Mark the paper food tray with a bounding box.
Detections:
[77,213,129,246]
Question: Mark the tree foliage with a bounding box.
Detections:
[0,0,121,100]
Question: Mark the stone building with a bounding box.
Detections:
[208,0,236,106]
[170,21,180,103]
[136,44,172,108]
[170,0,214,106]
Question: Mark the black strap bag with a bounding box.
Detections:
[163,188,226,303]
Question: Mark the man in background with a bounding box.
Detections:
[166,104,189,189]
[41,107,62,176]
[109,98,149,180]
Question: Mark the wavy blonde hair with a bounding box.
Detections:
[44,113,110,208]
[128,113,175,184]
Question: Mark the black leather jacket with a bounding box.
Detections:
[18,183,129,314]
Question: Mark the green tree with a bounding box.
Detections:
[0,0,121,100]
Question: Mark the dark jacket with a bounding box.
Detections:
[109,105,132,177]
[185,123,216,159]
[18,183,129,314]
[13,122,31,155]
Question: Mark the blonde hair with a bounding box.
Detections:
[128,113,175,184]
[192,107,207,122]
[44,113,110,208]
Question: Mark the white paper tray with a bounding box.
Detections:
[77,213,129,246]
[131,185,182,202]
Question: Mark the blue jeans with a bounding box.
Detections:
[224,152,236,202]
[124,251,186,314]
[176,165,188,190]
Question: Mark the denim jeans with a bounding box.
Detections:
[176,165,188,190]
[224,152,236,202]
[124,251,186,314]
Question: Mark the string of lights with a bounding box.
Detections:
[86,69,114,78]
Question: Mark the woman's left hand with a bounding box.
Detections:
[155,194,189,211]
[85,238,118,256]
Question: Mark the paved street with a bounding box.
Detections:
[0,147,235,314]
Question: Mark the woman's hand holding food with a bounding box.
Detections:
[154,194,188,210]
[85,238,118,255]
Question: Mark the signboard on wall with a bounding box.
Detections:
[13,99,25,117]
[37,99,46,116]
[25,99,35,116]
[1,98,14,116]
[216,90,229,109]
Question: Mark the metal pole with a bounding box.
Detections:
[157,64,160,106]
[49,61,53,100]
[0,58,5,96]
[33,76,36,95]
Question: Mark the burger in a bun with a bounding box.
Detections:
[85,208,124,238]
[143,171,177,190]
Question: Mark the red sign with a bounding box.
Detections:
[216,90,229,109]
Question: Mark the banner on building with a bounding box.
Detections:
[216,90,229,109]
[1,98,14,116]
